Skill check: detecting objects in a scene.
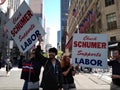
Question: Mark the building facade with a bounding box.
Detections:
[66,0,120,56]
[57,30,61,50]
[0,0,25,60]
[60,0,70,52]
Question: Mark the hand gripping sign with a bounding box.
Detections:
[5,1,45,53]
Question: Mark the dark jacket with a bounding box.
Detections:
[36,46,63,89]
[62,65,75,84]
[20,57,42,82]
[20,46,42,82]
[40,59,63,89]
[108,60,120,86]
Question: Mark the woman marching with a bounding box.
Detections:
[60,54,76,90]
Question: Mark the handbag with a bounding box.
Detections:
[27,62,39,90]
[28,81,39,89]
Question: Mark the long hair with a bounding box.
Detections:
[61,54,70,68]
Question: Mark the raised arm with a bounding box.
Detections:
[35,35,48,65]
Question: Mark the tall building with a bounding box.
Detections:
[29,0,45,50]
[60,0,70,52]
[45,27,50,44]
[57,30,61,50]
[29,0,43,23]
[66,0,120,56]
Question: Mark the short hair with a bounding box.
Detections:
[48,47,58,55]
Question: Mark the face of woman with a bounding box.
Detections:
[66,56,70,63]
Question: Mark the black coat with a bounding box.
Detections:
[40,59,63,90]
[20,46,43,82]
[36,46,63,89]
[20,58,42,82]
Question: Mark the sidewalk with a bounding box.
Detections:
[74,73,111,90]
[0,67,24,90]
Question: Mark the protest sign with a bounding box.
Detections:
[5,1,45,53]
[72,34,108,69]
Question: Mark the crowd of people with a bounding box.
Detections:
[20,35,76,90]
[0,35,120,90]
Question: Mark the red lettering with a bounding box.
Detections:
[13,12,22,24]
[83,35,97,41]
[73,41,106,49]
[102,42,106,49]
[11,10,33,37]
[74,41,77,47]
[19,24,35,42]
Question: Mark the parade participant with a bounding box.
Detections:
[5,57,12,77]
[21,48,42,90]
[60,54,76,90]
[37,35,62,90]
[108,48,120,90]
[39,47,63,90]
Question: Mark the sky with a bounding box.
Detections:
[44,0,60,48]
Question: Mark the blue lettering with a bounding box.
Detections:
[27,38,32,45]
[35,30,41,37]
[20,30,41,52]
[90,59,96,65]
[21,45,25,51]
[31,34,36,41]
[74,58,102,67]
[24,41,29,48]
[97,60,102,66]
[79,58,84,64]
[85,59,89,65]
[75,58,78,64]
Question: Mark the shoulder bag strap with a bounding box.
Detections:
[28,62,32,82]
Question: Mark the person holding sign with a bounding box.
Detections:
[20,49,42,90]
[36,36,63,90]
[21,35,43,90]
[108,48,120,90]
[61,54,76,90]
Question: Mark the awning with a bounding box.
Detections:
[108,43,118,48]
[65,37,73,49]
[108,42,120,50]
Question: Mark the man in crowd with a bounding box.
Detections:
[108,48,120,90]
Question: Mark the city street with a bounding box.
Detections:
[0,67,111,90]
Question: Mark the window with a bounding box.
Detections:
[105,0,114,7]
[106,13,117,30]
[110,36,116,42]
